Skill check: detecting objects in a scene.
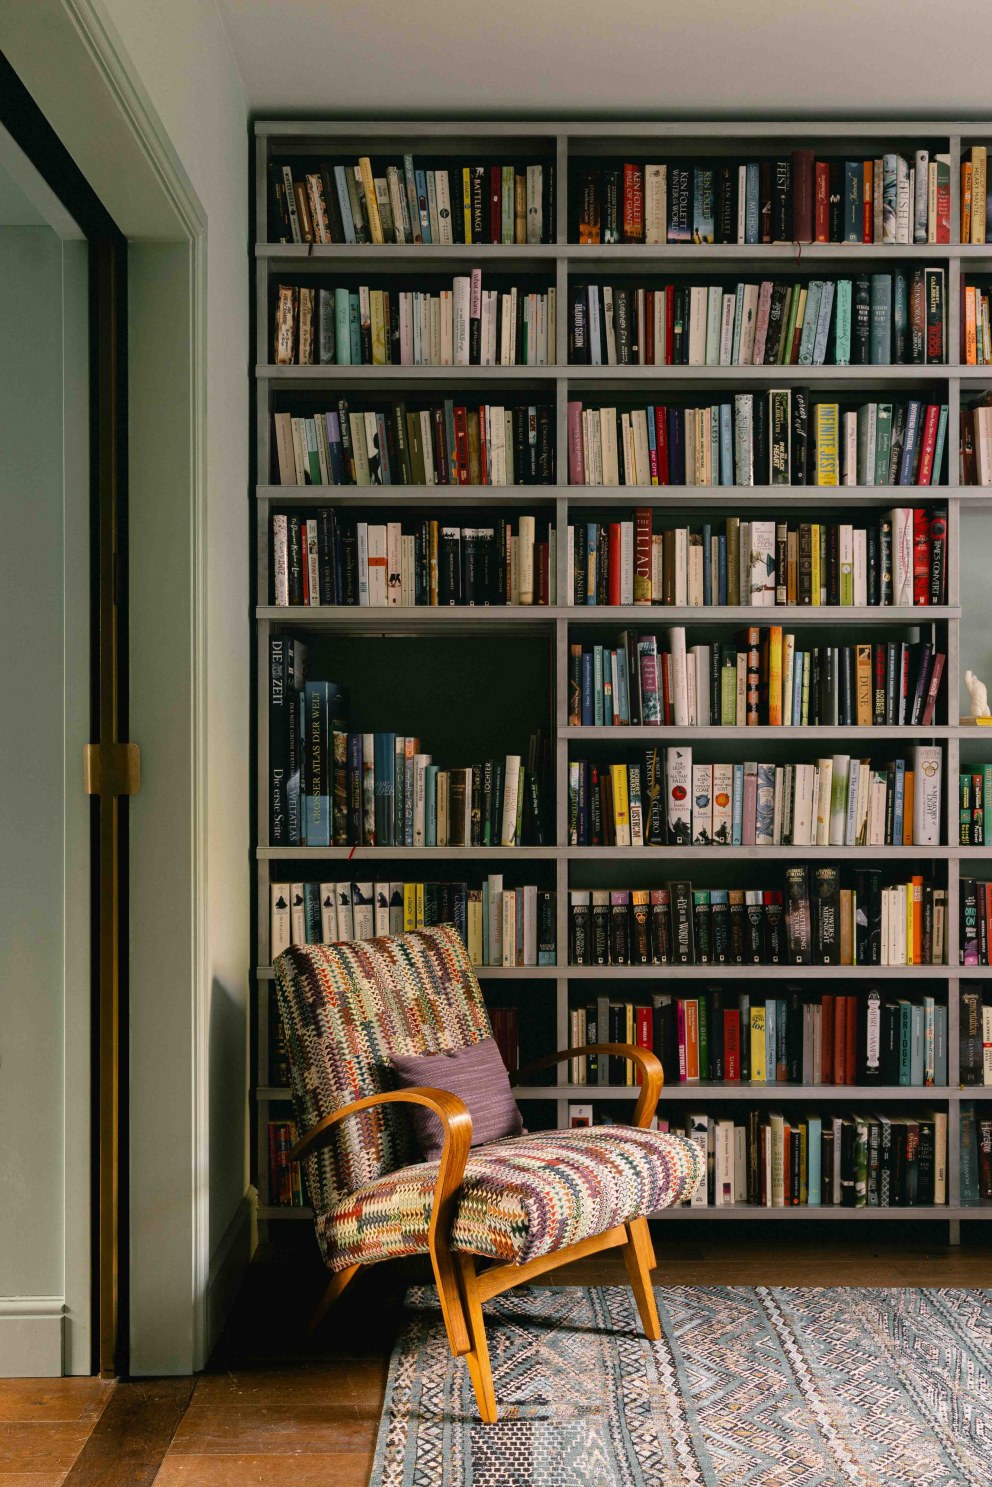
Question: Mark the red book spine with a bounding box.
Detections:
[862,160,873,243]
[623,163,636,240]
[676,999,687,1081]
[660,650,671,725]
[916,404,940,487]
[608,523,622,606]
[921,652,945,725]
[489,165,501,244]
[873,644,887,722]
[912,506,930,604]
[453,406,470,484]
[936,175,951,243]
[928,508,947,604]
[845,994,858,1086]
[724,1009,740,1080]
[654,405,670,484]
[635,1005,653,1085]
[537,542,549,606]
[821,995,835,1083]
[792,148,815,243]
[814,161,831,242]
[833,996,847,1085]
[478,404,488,485]
[634,506,652,604]
[568,400,585,485]
[644,289,655,365]
[665,287,675,363]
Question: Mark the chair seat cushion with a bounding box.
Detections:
[315,1125,703,1272]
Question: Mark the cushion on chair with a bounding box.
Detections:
[315,1125,704,1272]
[390,1037,524,1159]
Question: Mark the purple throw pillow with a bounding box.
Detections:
[391,1038,524,1161]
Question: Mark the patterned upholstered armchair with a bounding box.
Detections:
[274,924,702,1422]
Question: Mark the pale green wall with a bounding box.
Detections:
[0,226,90,1373]
[961,514,992,714]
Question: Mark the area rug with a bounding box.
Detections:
[371,1284,992,1486]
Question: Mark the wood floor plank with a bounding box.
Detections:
[169,1405,376,1455]
[152,1452,373,1487]
[60,1380,193,1487]
[0,1473,69,1486]
[191,1362,386,1410]
[0,1380,113,1424]
[0,1423,93,1474]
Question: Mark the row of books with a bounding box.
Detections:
[679,1107,947,1209]
[575,152,950,247]
[567,870,945,968]
[962,281,992,364]
[568,989,947,1088]
[568,272,945,368]
[566,397,947,489]
[961,880,992,966]
[273,277,556,368]
[272,403,555,487]
[272,513,556,607]
[961,147,992,244]
[567,630,945,730]
[267,1119,304,1207]
[564,507,947,609]
[268,641,550,847]
[960,399,992,486]
[568,748,942,850]
[960,769,992,846]
[269,156,552,246]
[960,990,992,1086]
[269,878,556,967]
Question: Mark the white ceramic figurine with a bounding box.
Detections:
[965,670,992,719]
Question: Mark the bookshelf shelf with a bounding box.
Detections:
[253,117,981,1239]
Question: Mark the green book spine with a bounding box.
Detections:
[834,280,852,365]
[697,990,710,1080]
[779,286,798,364]
[874,404,893,486]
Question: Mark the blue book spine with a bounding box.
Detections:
[425,765,438,846]
[702,523,712,605]
[898,400,921,484]
[615,652,630,724]
[333,165,357,243]
[404,751,415,845]
[807,1116,822,1204]
[393,735,405,846]
[934,1005,948,1086]
[931,404,948,485]
[593,647,604,726]
[668,407,685,484]
[793,654,804,728]
[710,412,720,488]
[325,411,345,483]
[334,287,352,365]
[812,281,835,365]
[744,163,760,243]
[303,882,322,943]
[765,999,776,1082]
[692,167,715,242]
[893,270,908,358]
[586,522,598,604]
[372,732,395,847]
[581,653,594,725]
[869,274,892,364]
[646,406,657,481]
[414,169,432,242]
[797,281,821,365]
[898,1004,912,1084]
[732,763,744,845]
[348,293,362,363]
[718,535,727,605]
[892,759,905,845]
[719,403,734,483]
[587,286,602,364]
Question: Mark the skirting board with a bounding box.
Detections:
[0,1297,64,1376]
[204,1193,255,1363]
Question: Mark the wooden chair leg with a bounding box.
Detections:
[456,1253,498,1423]
[621,1216,661,1341]
[308,1264,359,1336]
[430,1242,472,1359]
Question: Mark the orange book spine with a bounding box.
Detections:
[965,286,978,364]
[767,626,783,727]
[684,998,700,1080]
[962,161,973,242]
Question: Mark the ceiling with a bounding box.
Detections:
[216,0,992,117]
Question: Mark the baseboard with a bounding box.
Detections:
[204,1193,255,1362]
[0,1298,64,1376]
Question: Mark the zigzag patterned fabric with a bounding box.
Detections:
[273,926,703,1271]
[319,1125,704,1269]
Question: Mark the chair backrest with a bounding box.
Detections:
[273,925,491,1212]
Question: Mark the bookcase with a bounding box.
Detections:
[253,119,992,1241]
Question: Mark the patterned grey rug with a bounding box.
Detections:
[371,1284,992,1485]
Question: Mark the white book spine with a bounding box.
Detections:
[912,745,942,846]
[271,884,291,958]
[500,755,522,846]
[272,514,289,605]
[290,882,306,947]
[452,276,471,365]
[413,753,430,846]
[668,626,689,726]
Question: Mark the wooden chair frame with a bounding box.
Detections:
[290,1042,664,1423]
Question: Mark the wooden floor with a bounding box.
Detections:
[3,1231,991,1486]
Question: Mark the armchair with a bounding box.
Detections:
[275,925,702,1422]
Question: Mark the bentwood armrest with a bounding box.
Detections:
[511,1043,664,1128]
[290,1086,473,1168]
